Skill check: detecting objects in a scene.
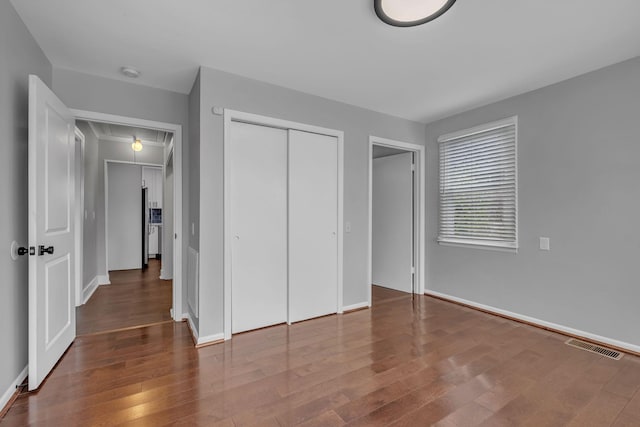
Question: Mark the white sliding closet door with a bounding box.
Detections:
[288,130,338,323]
[230,122,288,333]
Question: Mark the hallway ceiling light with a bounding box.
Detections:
[132,138,143,152]
[374,0,456,27]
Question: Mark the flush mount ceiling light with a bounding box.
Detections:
[374,0,456,27]
[131,138,143,152]
[120,66,141,78]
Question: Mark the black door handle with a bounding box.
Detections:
[38,245,54,256]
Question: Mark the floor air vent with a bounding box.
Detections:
[565,338,623,360]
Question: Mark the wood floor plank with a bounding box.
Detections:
[76,260,172,335]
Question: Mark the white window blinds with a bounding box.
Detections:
[438,117,518,250]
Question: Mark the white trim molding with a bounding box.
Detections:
[223,109,345,340]
[72,109,184,323]
[425,289,640,355]
[81,277,99,305]
[97,275,110,285]
[368,136,426,307]
[74,127,85,307]
[159,269,172,280]
[198,333,225,346]
[0,366,27,414]
[184,314,223,347]
[342,302,369,312]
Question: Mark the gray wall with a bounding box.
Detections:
[196,66,426,337]
[0,0,52,403]
[98,141,164,275]
[77,121,99,287]
[425,56,640,347]
[52,68,190,311]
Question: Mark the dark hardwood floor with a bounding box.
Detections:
[3,286,639,426]
[372,285,411,305]
[76,259,173,335]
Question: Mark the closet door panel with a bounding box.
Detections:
[288,130,338,323]
[230,122,288,333]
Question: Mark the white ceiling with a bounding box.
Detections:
[12,0,640,123]
[84,121,171,147]
[373,145,409,159]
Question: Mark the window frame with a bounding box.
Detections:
[437,116,519,253]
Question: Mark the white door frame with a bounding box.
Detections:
[368,136,426,306]
[104,160,163,272]
[223,109,344,340]
[74,127,85,307]
[71,109,184,322]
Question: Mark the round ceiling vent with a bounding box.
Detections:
[120,66,141,78]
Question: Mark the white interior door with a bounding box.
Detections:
[372,152,414,293]
[28,75,76,390]
[230,121,288,333]
[288,130,338,323]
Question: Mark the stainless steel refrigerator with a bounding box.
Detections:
[142,187,149,270]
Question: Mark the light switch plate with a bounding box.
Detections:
[539,237,550,251]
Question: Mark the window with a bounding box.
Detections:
[438,116,518,251]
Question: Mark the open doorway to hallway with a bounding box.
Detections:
[74,120,175,335]
[368,136,426,307]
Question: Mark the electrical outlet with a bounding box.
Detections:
[539,237,550,251]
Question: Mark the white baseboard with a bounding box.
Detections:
[198,332,225,345]
[184,314,224,346]
[342,301,370,312]
[185,313,198,341]
[81,277,99,305]
[159,269,173,280]
[0,366,27,414]
[170,309,183,321]
[425,290,640,355]
[97,275,110,285]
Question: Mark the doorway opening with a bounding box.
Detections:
[73,114,182,336]
[368,136,425,307]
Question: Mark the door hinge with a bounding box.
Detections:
[411,266,416,274]
[411,163,415,172]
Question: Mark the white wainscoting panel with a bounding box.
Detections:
[187,247,199,317]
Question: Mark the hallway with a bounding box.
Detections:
[76,260,173,335]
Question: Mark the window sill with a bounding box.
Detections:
[438,239,518,254]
